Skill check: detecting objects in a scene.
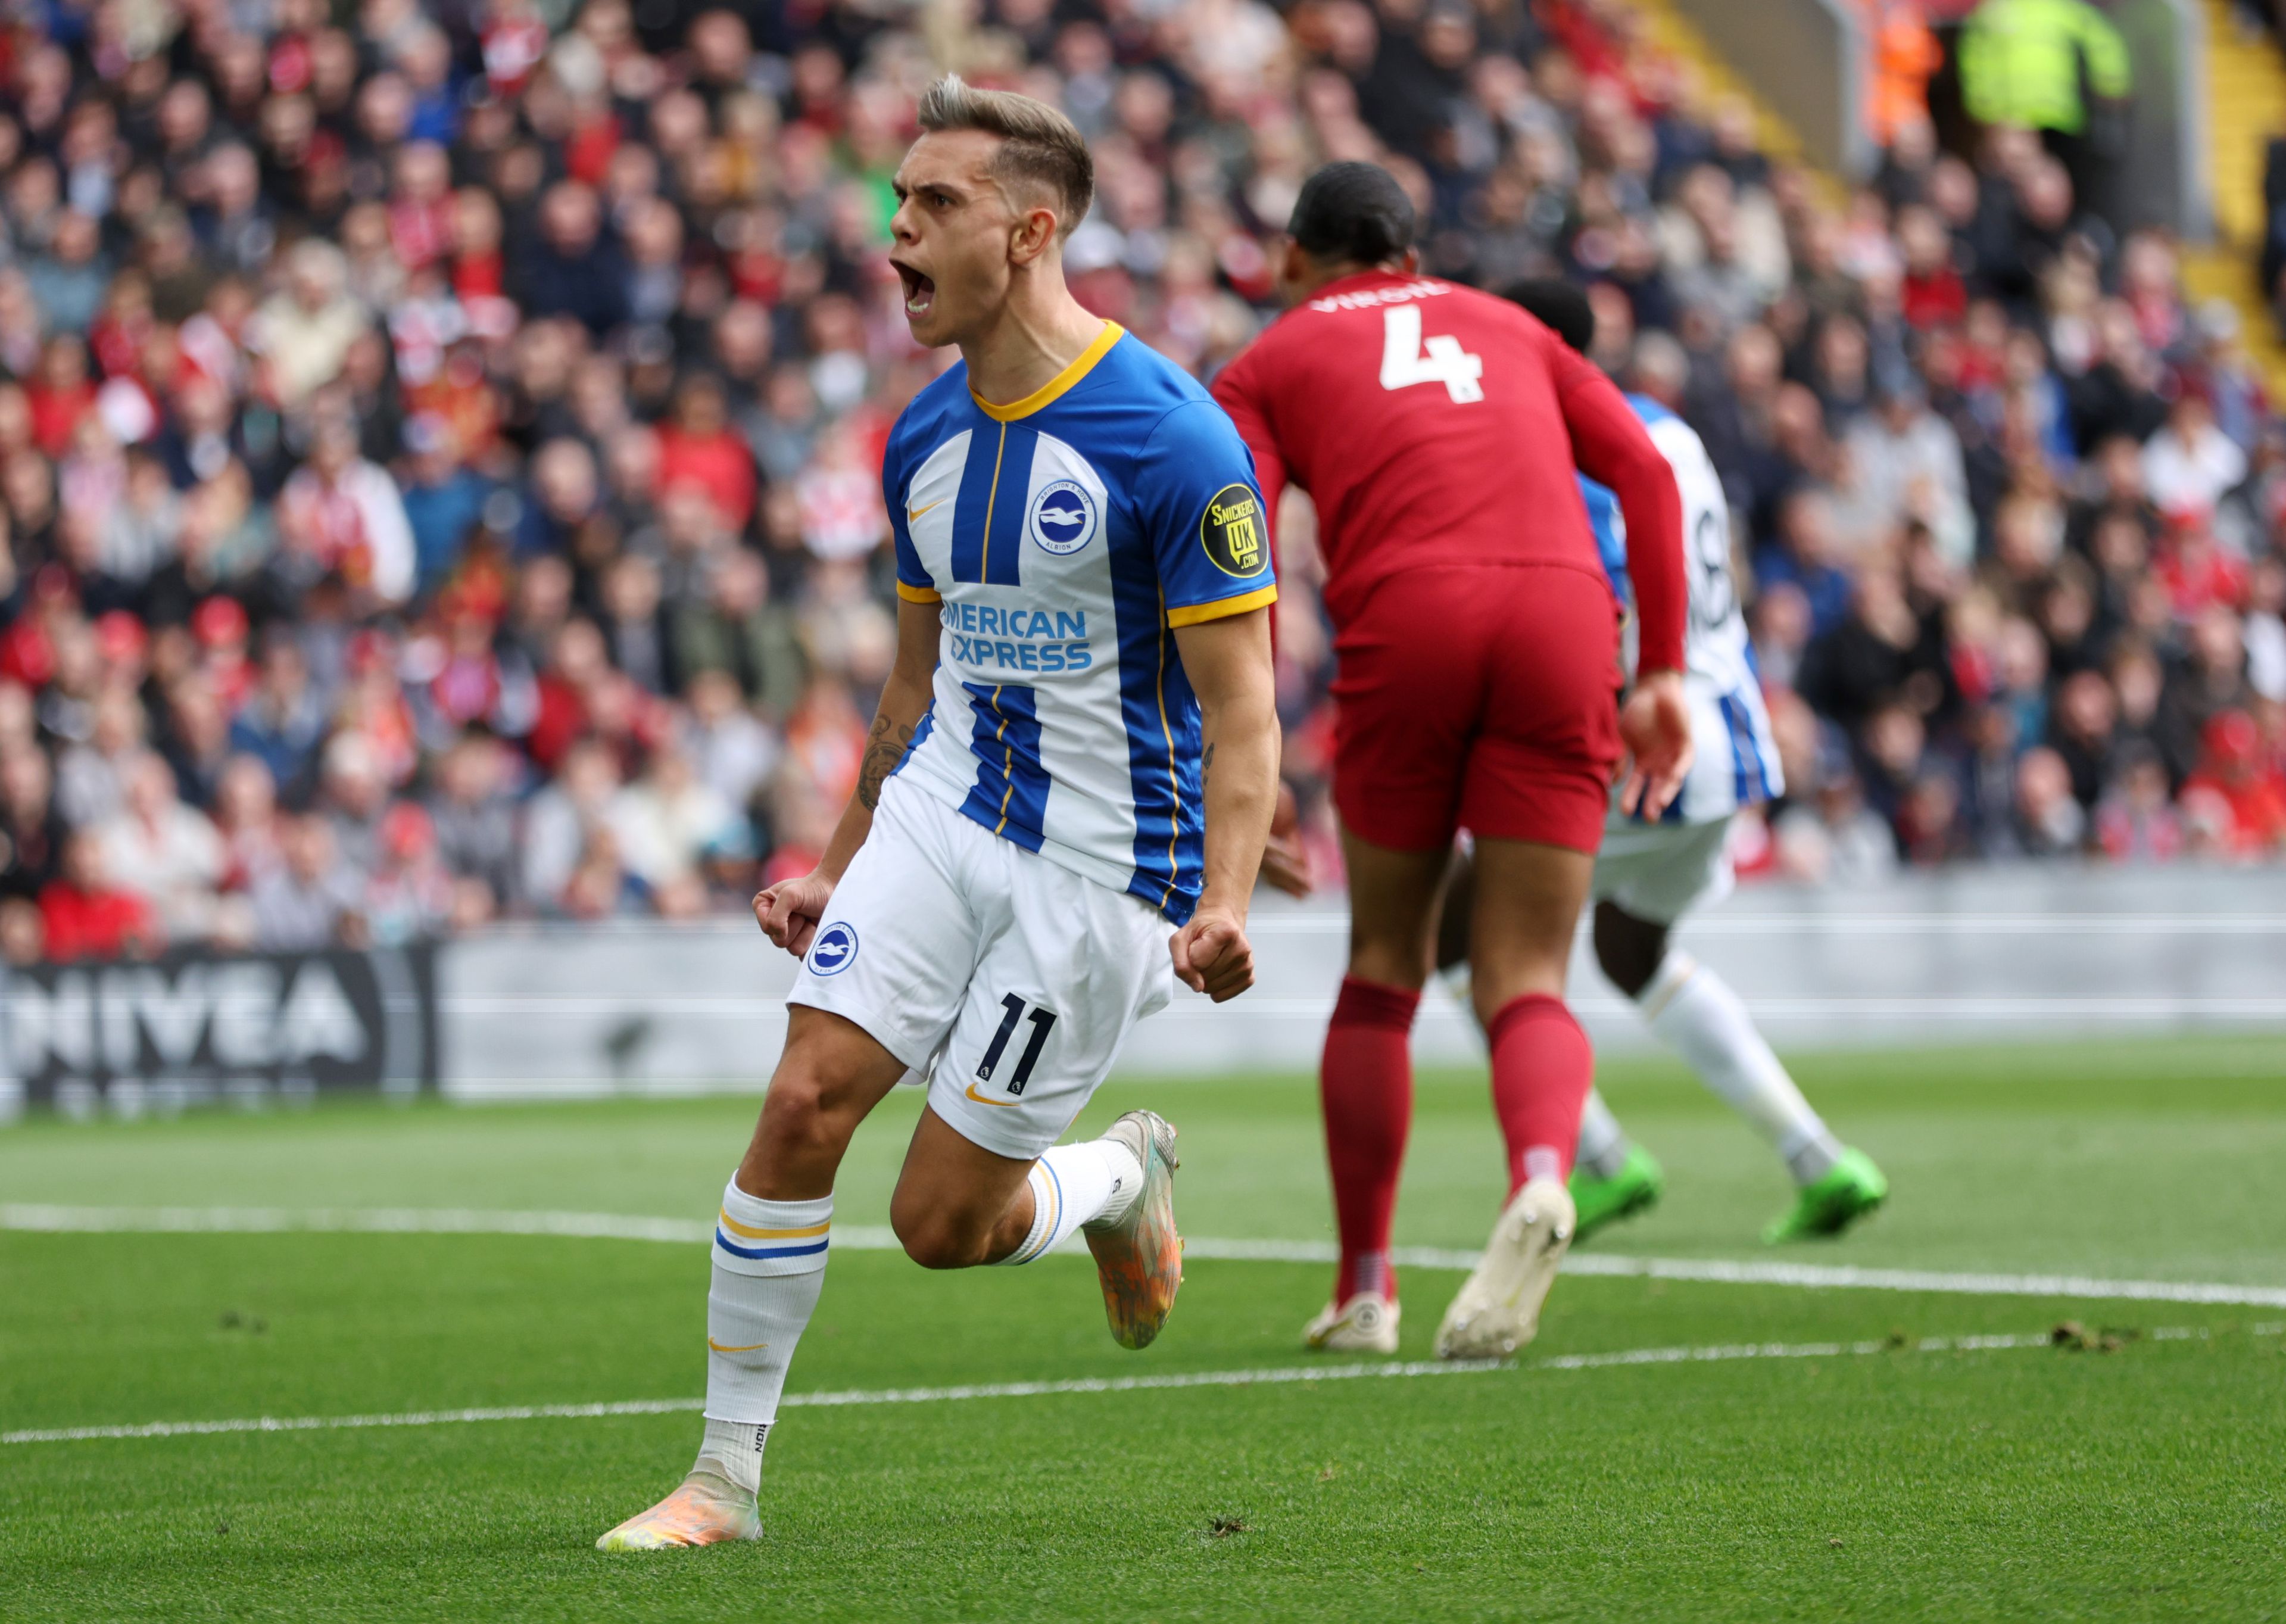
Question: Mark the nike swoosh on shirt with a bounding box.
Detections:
[963,1081,1022,1108]
[707,1339,771,1354]
[907,498,947,522]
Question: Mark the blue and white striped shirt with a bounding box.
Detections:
[1580,395,1783,823]
[886,323,1275,922]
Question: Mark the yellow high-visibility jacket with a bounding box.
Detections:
[1958,0,2132,136]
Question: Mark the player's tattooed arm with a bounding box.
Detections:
[856,713,918,811]
[756,604,937,955]
[809,598,941,881]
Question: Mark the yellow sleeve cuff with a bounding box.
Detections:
[896,580,943,604]
[1165,584,1277,628]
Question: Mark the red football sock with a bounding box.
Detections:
[1320,976,1418,1304]
[1486,992,1594,1198]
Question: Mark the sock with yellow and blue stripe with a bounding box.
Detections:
[994,1137,1143,1265]
[697,1180,831,1494]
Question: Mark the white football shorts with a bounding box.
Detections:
[1590,813,1733,926]
[785,772,1176,1161]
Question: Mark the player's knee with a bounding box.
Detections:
[754,1070,857,1168]
[1593,902,1666,1000]
[1346,939,1430,993]
[1468,962,1565,1028]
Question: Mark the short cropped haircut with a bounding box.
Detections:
[1287,161,1415,267]
[916,75,1094,237]
[1501,277,1595,357]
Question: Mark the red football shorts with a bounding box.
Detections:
[1331,563,1622,854]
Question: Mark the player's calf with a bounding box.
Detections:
[874,1104,1181,1349]
[950,1108,1180,1348]
[891,1105,1124,1269]
[1590,900,1665,999]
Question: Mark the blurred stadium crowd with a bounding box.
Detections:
[1,0,2283,964]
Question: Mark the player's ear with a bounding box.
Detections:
[1398,247,1421,275]
[1273,237,1312,305]
[1008,204,1059,269]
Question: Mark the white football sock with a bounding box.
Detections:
[696,1418,771,1496]
[994,1137,1144,1264]
[1574,1089,1633,1179]
[1641,953,1842,1186]
[698,1180,832,1492]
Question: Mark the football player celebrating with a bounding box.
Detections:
[600,79,1278,1551]
[1212,163,1692,1359]
[1451,280,1887,1247]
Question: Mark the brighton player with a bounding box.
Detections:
[1446,280,1886,1247]
[1212,164,1693,1360]
[600,79,1278,1550]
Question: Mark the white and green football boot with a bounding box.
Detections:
[1568,1144,1664,1243]
[1762,1148,1888,1243]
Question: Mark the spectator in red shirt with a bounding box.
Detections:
[2181,709,2286,855]
[2153,518,2248,621]
[25,334,96,457]
[654,374,756,533]
[450,186,509,308]
[526,618,609,771]
[39,826,158,962]
[1897,204,1966,331]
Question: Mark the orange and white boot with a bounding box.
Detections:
[1082,1109,1184,1350]
[596,1469,762,1551]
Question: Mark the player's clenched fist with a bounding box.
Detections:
[1170,906,1255,1002]
[752,871,835,958]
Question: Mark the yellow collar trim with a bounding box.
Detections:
[970,322,1124,422]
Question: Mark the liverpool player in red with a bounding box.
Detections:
[1213,164,1693,1358]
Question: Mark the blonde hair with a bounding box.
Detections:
[915,75,1094,238]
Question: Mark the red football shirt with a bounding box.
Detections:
[1211,270,1686,674]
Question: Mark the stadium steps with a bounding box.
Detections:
[1630,0,2286,394]
[2180,0,2286,396]
[1622,0,1835,198]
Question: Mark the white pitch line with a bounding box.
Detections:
[7,1327,2165,1447]
[1546,1253,2286,1310]
[10,1205,2286,1311]
[0,1204,717,1246]
[1,1398,709,1446]
[1242,913,2286,937]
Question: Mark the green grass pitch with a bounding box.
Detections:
[4,1039,2285,1621]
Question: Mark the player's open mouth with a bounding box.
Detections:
[895,261,934,316]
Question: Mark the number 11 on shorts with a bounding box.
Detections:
[977,995,1058,1096]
